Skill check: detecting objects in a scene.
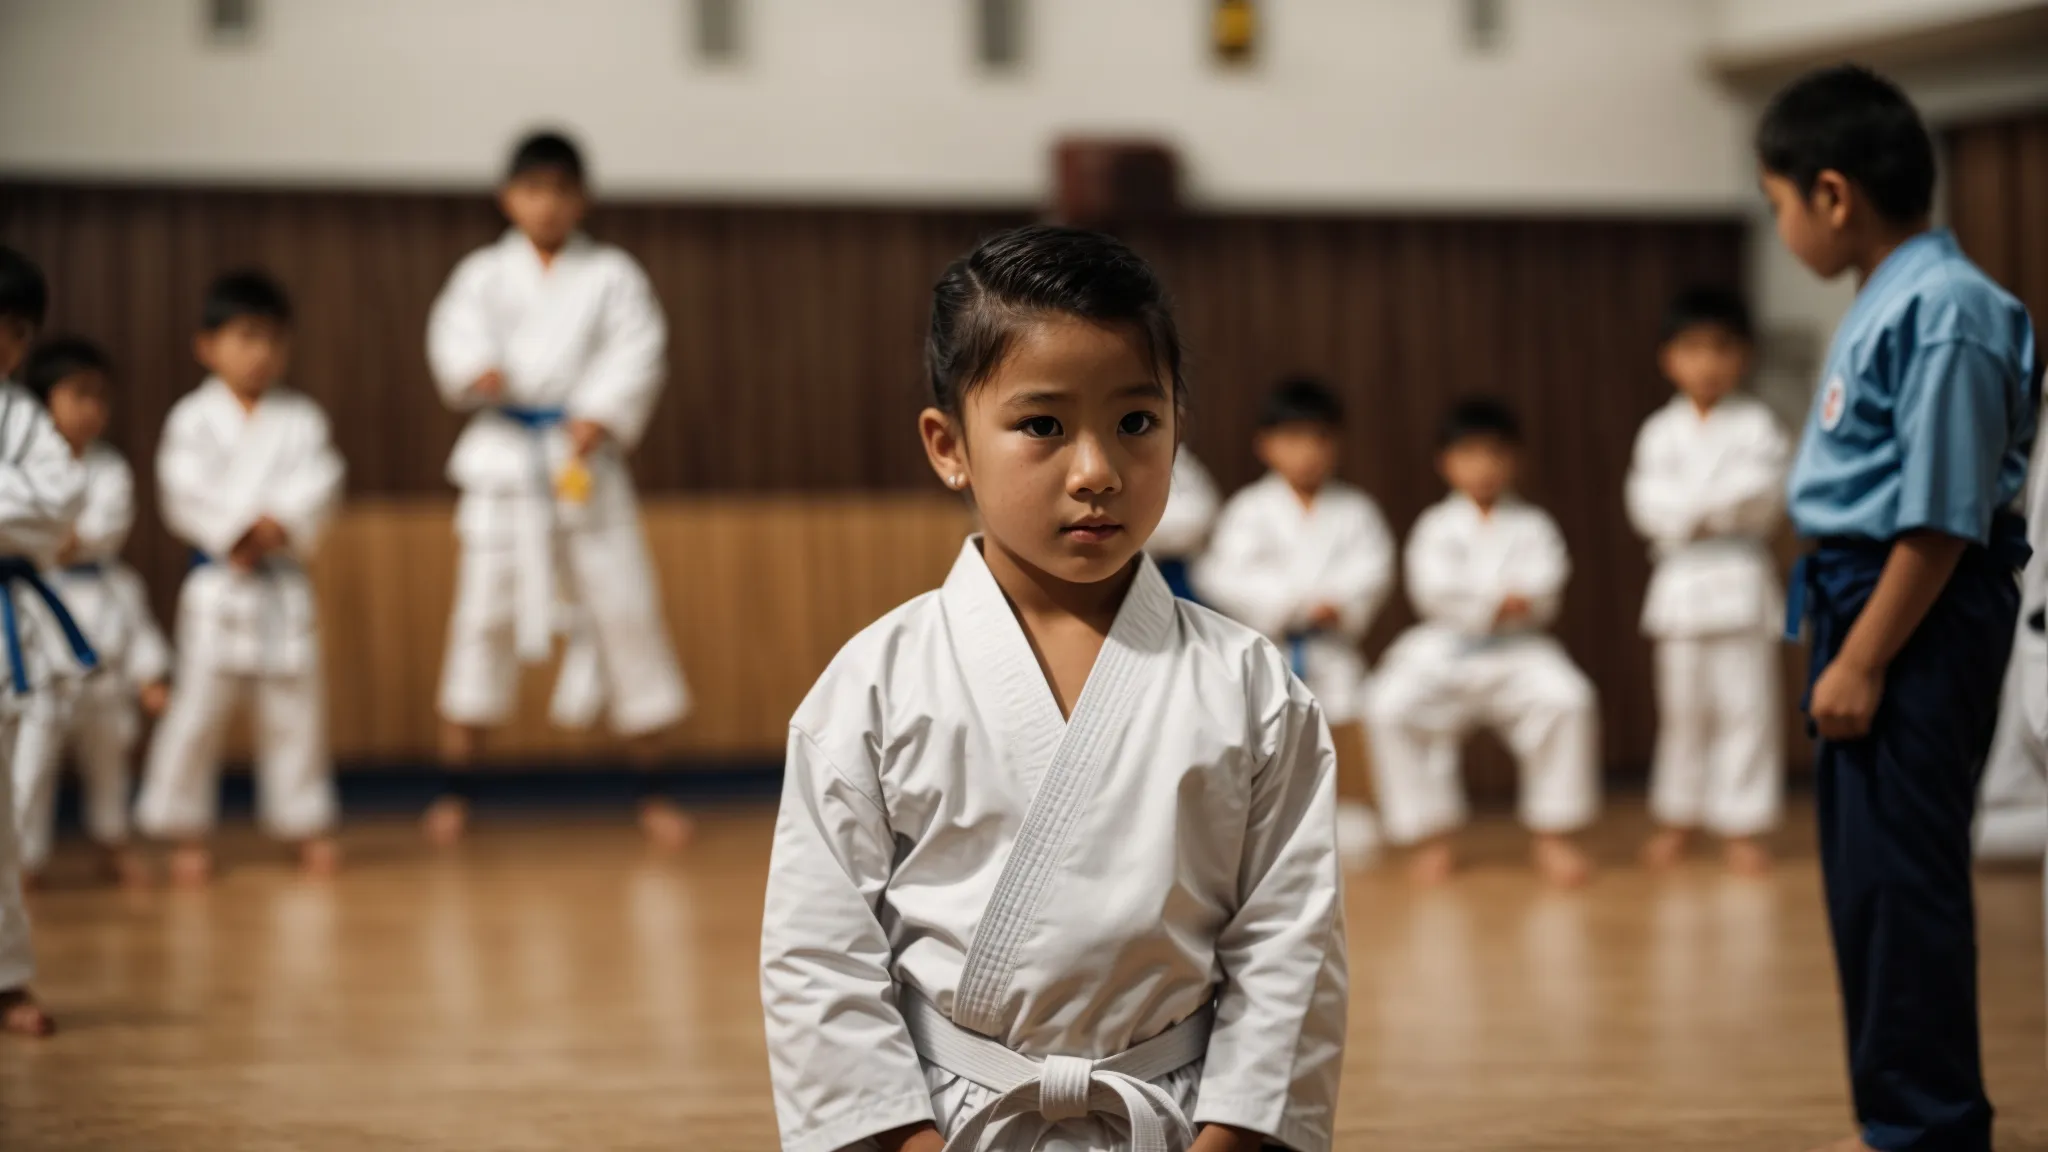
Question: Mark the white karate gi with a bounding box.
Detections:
[1148,452,1219,562]
[762,542,1347,1152]
[1367,495,1599,844]
[11,443,171,871]
[135,380,344,841]
[427,230,688,736]
[1193,474,1394,727]
[0,382,90,992]
[1624,395,1791,838]
[1979,424,2048,861]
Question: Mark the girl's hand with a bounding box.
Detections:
[567,418,608,459]
[873,1123,945,1152]
[1809,655,1884,740]
[138,680,171,718]
[1494,594,1533,627]
[1191,1123,1266,1152]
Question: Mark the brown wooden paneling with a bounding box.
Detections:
[0,182,1746,776]
[1118,215,1747,787]
[305,496,970,763]
[1948,108,2048,338]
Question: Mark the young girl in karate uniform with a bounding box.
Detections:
[760,226,1348,1152]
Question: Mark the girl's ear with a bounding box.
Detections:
[920,407,970,493]
[1813,169,1854,230]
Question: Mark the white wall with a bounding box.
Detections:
[1712,0,2045,55]
[0,0,1750,210]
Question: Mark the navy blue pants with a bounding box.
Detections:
[1802,527,2024,1151]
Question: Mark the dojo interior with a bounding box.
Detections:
[1,2,2046,1148]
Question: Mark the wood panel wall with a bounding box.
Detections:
[0,181,1749,775]
[1948,109,2048,340]
[311,496,970,763]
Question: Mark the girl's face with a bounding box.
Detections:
[1761,168,1855,280]
[48,370,110,453]
[922,314,1175,588]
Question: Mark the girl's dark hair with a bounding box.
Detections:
[507,130,587,186]
[23,336,113,406]
[201,269,293,332]
[1259,374,1344,429]
[0,245,49,328]
[1662,285,1753,345]
[925,224,1183,417]
[1755,64,1934,225]
[1439,396,1522,448]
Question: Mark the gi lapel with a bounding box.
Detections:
[941,540,1177,1037]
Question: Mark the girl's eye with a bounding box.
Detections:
[1019,416,1062,438]
[1119,411,1160,436]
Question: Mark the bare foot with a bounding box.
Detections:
[1640,827,1691,870]
[1407,838,1457,886]
[1532,834,1593,889]
[99,845,153,890]
[1723,836,1772,876]
[638,797,697,853]
[0,988,55,1038]
[299,837,341,878]
[169,844,213,888]
[422,796,469,848]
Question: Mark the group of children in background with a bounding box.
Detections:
[1153,282,1788,889]
[0,130,691,1036]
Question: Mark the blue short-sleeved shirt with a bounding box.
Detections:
[1788,229,2037,543]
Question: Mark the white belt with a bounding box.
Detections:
[502,426,605,730]
[902,991,1212,1152]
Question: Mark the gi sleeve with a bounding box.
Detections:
[566,257,668,452]
[1312,496,1394,642]
[265,402,346,560]
[1195,491,1302,638]
[1895,337,2026,543]
[0,391,86,562]
[1512,508,1572,630]
[426,252,501,411]
[1699,414,1791,539]
[761,725,934,1152]
[1194,653,1347,1152]
[1623,417,1701,547]
[156,399,254,558]
[69,453,135,563]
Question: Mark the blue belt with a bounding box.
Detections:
[1285,632,1310,679]
[499,405,567,431]
[0,557,98,694]
[1785,514,2032,641]
[192,549,296,575]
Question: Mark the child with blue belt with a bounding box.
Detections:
[1759,65,2038,1152]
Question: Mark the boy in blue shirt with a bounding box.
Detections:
[1761,66,2037,1152]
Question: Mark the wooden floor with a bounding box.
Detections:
[2,803,2043,1152]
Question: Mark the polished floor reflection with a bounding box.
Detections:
[2,804,2042,1151]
